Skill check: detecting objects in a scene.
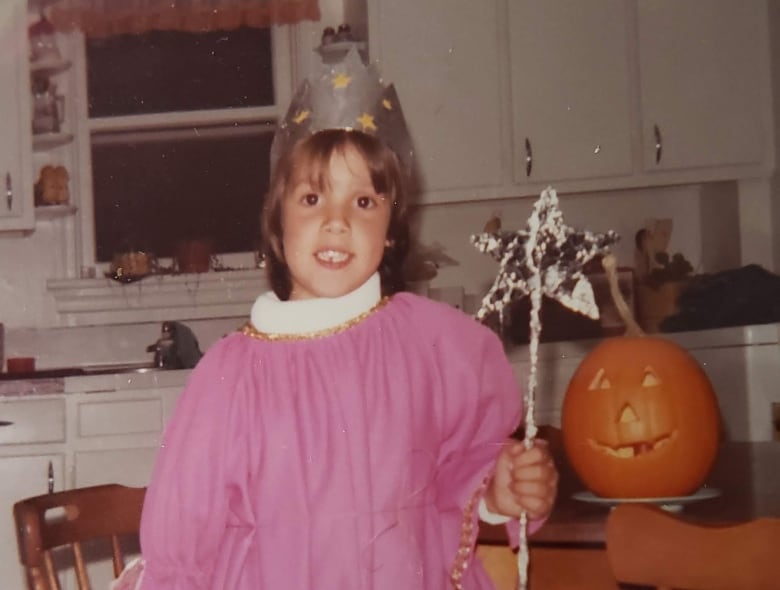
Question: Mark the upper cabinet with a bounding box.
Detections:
[367,0,504,196]
[637,0,768,172]
[366,0,773,204]
[508,0,633,185]
[0,0,34,230]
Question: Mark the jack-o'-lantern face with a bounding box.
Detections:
[562,337,720,498]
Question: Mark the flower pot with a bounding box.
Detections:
[175,239,213,273]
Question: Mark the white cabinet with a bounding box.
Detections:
[0,453,65,590]
[71,389,176,488]
[367,0,504,195]
[0,0,34,230]
[637,0,769,172]
[365,0,772,203]
[0,376,186,590]
[508,0,634,184]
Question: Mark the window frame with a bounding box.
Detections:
[74,24,296,276]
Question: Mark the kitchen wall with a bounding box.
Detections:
[0,181,730,331]
[0,0,772,389]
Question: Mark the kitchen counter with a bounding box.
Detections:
[506,321,780,441]
[0,366,190,397]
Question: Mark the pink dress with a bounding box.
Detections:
[137,292,530,589]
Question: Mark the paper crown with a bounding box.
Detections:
[270,47,415,176]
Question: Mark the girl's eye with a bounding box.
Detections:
[303,193,319,206]
[356,195,376,209]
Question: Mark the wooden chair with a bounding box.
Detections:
[14,484,145,590]
[606,503,780,590]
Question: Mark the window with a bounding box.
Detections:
[91,127,273,261]
[81,26,292,267]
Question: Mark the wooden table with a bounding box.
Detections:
[476,441,780,589]
[480,441,780,545]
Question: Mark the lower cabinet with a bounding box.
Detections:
[0,382,185,590]
[1,453,66,590]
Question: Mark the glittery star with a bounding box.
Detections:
[382,98,393,110]
[332,72,352,89]
[292,109,310,124]
[471,187,619,323]
[356,113,377,132]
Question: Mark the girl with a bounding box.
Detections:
[132,62,557,590]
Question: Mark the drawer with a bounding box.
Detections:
[78,398,163,437]
[0,398,66,444]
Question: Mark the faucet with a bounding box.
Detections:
[146,321,179,369]
[146,321,203,369]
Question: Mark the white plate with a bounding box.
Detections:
[572,487,721,512]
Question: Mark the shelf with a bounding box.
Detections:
[33,132,74,151]
[35,204,77,219]
[30,58,72,78]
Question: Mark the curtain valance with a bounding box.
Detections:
[48,0,320,37]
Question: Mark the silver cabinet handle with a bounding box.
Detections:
[48,460,54,493]
[524,137,533,177]
[654,124,663,164]
[5,172,11,211]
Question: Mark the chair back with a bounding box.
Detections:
[14,484,145,590]
[606,503,780,590]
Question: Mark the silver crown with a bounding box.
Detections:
[270,47,415,176]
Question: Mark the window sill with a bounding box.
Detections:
[47,269,268,327]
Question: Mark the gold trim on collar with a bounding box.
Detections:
[240,297,390,341]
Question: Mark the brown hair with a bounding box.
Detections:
[260,129,413,300]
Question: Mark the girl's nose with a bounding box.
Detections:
[323,204,349,233]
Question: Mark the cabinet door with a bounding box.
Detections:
[509,0,634,184]
[0,453,65,590]
[0,0,33,230]
[368,0,503,196]
[72,393,167,487]
[637,0,768,171]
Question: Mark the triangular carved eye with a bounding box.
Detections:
[588,368,611,391]
[642,366,660,387]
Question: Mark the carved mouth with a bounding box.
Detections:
[587,431,677,458]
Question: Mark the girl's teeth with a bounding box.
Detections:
[317,250,348,262]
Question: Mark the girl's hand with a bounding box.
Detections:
[484,439,558,520]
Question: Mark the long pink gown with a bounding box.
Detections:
[137,291,531,589]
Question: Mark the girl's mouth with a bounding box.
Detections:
[315,249,351,264]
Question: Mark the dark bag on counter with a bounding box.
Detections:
[661,264,780,332]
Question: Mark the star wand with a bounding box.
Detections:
[471,187,618,589]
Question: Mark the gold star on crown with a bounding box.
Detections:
[332,73,352,89]
[271,46,414,177]
[356,113,376,131]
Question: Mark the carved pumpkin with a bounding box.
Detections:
[561,336,720,498]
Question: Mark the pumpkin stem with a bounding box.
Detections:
[602,254,645,337]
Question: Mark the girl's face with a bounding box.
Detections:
[281,146,392,300]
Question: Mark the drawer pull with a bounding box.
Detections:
[524,137,533,177]
[0,420,14,427]
[654,124,663,164]
[5,172,11,210]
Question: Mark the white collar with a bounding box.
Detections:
[250,273,382,335]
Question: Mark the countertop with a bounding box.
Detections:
[0,366,190,397]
